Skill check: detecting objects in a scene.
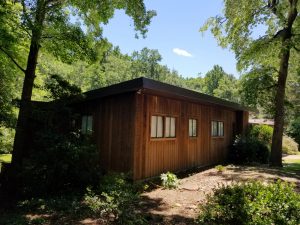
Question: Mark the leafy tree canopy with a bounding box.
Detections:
[201,0,300,166]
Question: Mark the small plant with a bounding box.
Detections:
[215,165,225,172]
[160,172,179,189]
[197,180,300,225]
[84,173,147,225]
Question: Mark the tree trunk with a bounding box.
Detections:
[11,39,40,167]
[270,0,298,167]
[11,0,46,168]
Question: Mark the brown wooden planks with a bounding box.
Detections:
[142,94,238,178]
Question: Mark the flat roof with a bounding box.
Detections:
[81,77,250,111]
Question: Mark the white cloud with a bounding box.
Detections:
[172,48,193,57]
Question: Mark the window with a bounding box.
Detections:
[211,121,218,136]
[218,121,224,136]
[151,115,163,138]
[165,116,176,138]
[81,115,93,134]
[150,115,176,138]
[211,121,224,137]
[189,119,197,137]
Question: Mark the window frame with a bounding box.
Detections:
[189,118,197,137]
[150,115,176,139]
[211,120,224,137]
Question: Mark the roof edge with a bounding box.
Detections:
[70,77,252,111]
[141,77,252,111]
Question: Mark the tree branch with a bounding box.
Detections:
[0,46,26,73]
[268,0,279,14]
[21,0,33,29]
[273,29,285,39]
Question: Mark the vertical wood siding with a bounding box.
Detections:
[79,93,136,173]
[76,91,247,180]
[133,94,239,179]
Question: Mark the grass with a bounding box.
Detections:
[282,156,300,174]
[0,153,12,172]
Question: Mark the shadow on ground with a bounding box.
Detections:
[139,195,197,225]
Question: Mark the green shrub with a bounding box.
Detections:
[215,165,225,172]
[160,172,179,189]
[248,124,273,145]
[20,131,102,196]
[287,117,300,149]
[84,173,147,225]
[0,127,14,154]
[197,180,300,225]
[229,135,269,164]
[282,135,299,155]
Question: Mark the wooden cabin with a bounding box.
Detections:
[72,77,249,180]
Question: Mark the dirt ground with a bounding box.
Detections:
[138,155,300,224]
[1,156,299,225]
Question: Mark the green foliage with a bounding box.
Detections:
[1,0,156,65]
[201,65,239,102]
[213,74,239,102]
[240,67,277,116]
[229,135,269,164]
[0,127,14,154]
[0,153,11,172]
[200,0,298,70]
[282,135,299,155]
[248,124,273,145]
[201,0,300,166]
[203,65,226,95]
[131,47,162,80]
[0,153,12,163]
[160,172,179,189]
[197,180,300,225]
[215,165,226,172]
[84,173,147,225]
[0,3,24,153]
[44,74,82,100]
[0,194,88,225]
[20,131,102,196]
[287,117,300,148]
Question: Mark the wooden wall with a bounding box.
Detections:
[77,93,136,173]
[75,91,248,180]
[133,93,238,179]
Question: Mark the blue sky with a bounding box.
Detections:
[102,0,238,78]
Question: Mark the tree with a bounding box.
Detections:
[203,65,226,95]
[201,0,299,166]
[213,74,239,102]
[131,47,162,79]
[0,0,156,169]
[239,66,277,116]
[0,3,26,154]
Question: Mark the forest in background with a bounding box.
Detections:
[1,42,299,154]
[0,0,299,157]
[0,1,299,224]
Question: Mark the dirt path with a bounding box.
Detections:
[139,155,300,224]
[283,154,300,161]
